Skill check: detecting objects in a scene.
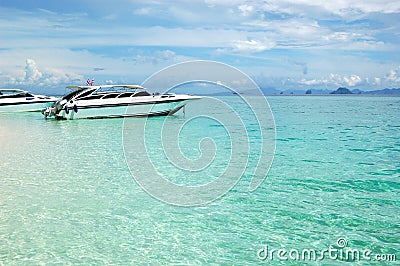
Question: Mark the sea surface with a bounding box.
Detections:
[0,96,399,265]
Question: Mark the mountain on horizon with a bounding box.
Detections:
[259,87,400,95]
[330,87,353,94]
[362,88,400,95]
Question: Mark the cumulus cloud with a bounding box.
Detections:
[344,75,362,86]
[330,73,362,87]
[6,58,83,87]
[299,73,363,87]
[24,59,43,82]
[298,68,400,89]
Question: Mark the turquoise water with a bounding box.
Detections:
[0,96,399,264]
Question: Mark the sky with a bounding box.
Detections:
[0,0,400,93]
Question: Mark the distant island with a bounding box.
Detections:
[330,87,353,94]
[362,88,400,95]
[193,87,400,96]
[260,87,400,96]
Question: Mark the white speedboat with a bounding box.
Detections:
[0,89,58,112]
[42,85,201,119]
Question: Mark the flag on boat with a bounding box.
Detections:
[86,78,95,86]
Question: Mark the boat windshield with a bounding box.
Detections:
[61,89,86,101]
[0,90,33,98]
[94,86,143,94]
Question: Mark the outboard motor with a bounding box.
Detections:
[42,99,67,118]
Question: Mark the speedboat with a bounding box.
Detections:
[42,85,201,119]
[0,89,58,112]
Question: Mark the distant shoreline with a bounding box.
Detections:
[264,94,400,97]
[194,93,400,97]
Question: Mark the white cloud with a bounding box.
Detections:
[244,17,388,51]
[343,74,362,86]
[238,4,254,16]
[299,73,362,87]
[1,1,400,91]
[2,58,83,88]
[328,73,362,87]
[299,77,329,86]
[24,59,43,82]
[231,39,275,53]
[386,67,400,82]
[265,0,400,17]
[0,3,397,53]
[320,67,400,89]
[132,50,190,65]
[0,47,196,93]
[0,21,249,50]
[373,77,381,85]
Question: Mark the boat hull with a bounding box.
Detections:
[54,98,194,120]
[0,101,55,113]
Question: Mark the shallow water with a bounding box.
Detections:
[0,96,399,264]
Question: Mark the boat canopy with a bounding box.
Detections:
[66,85,145,90]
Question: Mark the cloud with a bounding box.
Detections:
[243,19,324,47]
[133,7,151,15]
[24,59,43,82]
[386,67,400,83]
[261,0,400,18]
[298,78,326,86]
[244,17,388,51]
[343,74,362,86]
[1,1,400,91]
[373,77,381,86]
[132,50,189,65]
[297,68,400,89]
[0,2,397,53]
[298,73,362,87]
[0,47,199,93]
[3,58,83,88]
[238,4,254,16]
[231,39,276,53]
[327,73,362,87]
